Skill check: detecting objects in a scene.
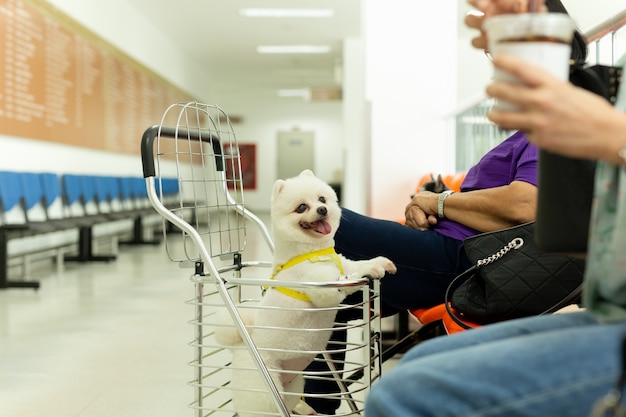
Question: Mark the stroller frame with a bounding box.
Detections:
[140,101,382,416]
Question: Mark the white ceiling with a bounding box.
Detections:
[123,0,623,98]
[125,0,364,97]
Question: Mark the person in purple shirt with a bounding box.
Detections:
[335,130,537,313]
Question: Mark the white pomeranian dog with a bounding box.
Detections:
[215,169,396,417]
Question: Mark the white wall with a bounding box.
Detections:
[363,1,458,220]
[565,0,625,34]
[0,135,145,175]
[342,36,368,213]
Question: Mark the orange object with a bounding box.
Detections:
[409,303,480,335]
[410,304,447,326]
[415,172,435,194]
[399,172,467,224]
[450,172,467,192]
[441,172,466,193]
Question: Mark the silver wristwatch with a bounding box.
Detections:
[437,190,455,219]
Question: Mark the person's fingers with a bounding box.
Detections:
[486,107,532,130]
[464,10,484,30]
[405,206,429,230]
[467,0,533,17]
[490,54,548,87]
[405,217,424,231]
[466,0,492,10]
[529,0,548,12]
[464,11,489,50]
[485,80,525,105]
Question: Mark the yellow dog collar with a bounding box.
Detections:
[265,247,345,302]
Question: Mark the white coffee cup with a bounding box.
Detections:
[484,13,576,110]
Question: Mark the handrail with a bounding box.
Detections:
[583,9,626,43]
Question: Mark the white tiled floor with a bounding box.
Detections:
[0,239,196,417]
[0,214,401,417]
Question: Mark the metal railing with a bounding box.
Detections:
[453,9,626,172]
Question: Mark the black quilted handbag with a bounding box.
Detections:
[445,222,585,328]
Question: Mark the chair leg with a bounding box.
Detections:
[0,232,40,290]
[382,310,411,351]
[65,227,116,262]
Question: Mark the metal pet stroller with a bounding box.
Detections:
[140,102,382,416]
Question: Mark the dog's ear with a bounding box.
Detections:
[299,169,315,177]
[272,179,286,198]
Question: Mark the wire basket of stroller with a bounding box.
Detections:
[140,101,382,417]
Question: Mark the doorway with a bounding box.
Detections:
[276,130,315,180]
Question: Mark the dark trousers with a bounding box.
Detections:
[303,208,470,413]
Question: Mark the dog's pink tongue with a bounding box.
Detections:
[313,220,332,235]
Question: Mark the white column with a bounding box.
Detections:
[342,36,369,213]
[363,0,458,220]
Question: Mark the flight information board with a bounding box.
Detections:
[0,0,194,154]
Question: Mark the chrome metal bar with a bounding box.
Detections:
[193,281,204,417]
[221,172,275,254]
[145,176,290,417]
[584,9,626,44]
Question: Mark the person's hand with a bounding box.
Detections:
[404,192,438,230]
[464,10,489,50]
[486,54,626,164]
[467,0,543,16]
[465,0,546,50]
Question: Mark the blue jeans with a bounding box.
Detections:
[335,208,470,315]
[366,311,626,417]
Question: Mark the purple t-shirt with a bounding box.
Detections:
[434,130,538,241]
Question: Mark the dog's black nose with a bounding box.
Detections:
[317,206,327,216]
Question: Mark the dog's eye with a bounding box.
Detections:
[296,204,308,213]
[319,196,326,204]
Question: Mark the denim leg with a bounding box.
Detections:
[366,312,625,417]
[401,310,598,361]
[301,321,347,413]
[335,208,470,312]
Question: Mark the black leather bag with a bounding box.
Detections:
[445,222,585,328]
[535,64,623,254]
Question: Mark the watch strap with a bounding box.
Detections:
[438,190,455,219]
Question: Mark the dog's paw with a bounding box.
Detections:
[363,256,397,279]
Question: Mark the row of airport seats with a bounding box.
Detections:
[0,171,179,290]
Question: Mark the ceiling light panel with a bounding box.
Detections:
[257,45,331,54]
[277,88,311,99]
[240,8,334,18]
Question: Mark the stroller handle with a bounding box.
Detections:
[140,125,224,178]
